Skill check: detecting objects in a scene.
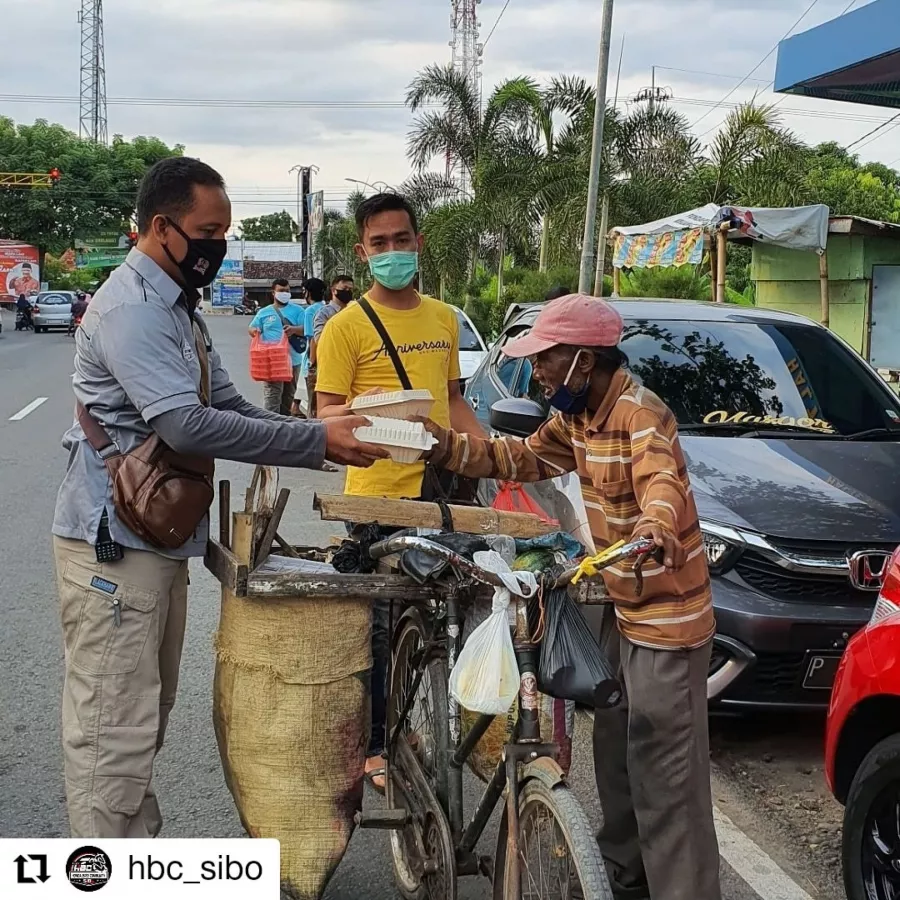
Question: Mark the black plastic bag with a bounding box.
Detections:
[538,589,622,709]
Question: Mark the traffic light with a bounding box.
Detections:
[125,231,138,249]
[49,168,61,183]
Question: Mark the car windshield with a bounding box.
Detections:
[455,310,483,351]
[38,294,71,305]
[619,319,900,437]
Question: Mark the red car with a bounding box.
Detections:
[826,545,900,900]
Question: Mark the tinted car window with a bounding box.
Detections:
[37,293,71,305]
[620,320,899,436]
[454,309,483,351]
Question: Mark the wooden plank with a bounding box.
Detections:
[205,539,249,597]
[313,493,556,539]
[253,487,290,569]
[247,569,493,603]
[274,533,301,558]
[218,480,231,548]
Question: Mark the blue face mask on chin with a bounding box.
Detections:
[368,250,419,291]
[549,350,590,415]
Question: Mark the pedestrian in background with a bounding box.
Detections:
[300,277,327,416]
[248,277,305,416]
[51,156,385,840]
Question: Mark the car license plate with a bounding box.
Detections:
[802,653,842,689]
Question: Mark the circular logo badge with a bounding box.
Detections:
[66,846,112,892]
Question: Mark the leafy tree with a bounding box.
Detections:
[313,192,370,286]
[239,210,298,241]
[0,118,181,254]
[618,265,712,301]
[43,253,98,291]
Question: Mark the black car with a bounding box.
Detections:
[466,299,900,709]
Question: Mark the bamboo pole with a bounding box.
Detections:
[708,237,717,303]
[819,251,830,327]
[715,223,728,303]
[612,266,621,297]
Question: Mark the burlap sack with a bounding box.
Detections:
[213,590,372,900]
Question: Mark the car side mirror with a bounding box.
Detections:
[490,398,547,438]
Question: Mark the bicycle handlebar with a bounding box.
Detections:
[367,535,657,589]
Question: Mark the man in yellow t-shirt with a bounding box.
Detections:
[316,191,484,791]
[316,192,483,499]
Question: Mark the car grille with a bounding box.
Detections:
[734,552,860,603]
[733,539,896,604]
[725,652,809,702]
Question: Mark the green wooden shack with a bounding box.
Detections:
[752,216,900,370]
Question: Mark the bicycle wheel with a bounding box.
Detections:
[495,779,613,900]
[386,616,452,900]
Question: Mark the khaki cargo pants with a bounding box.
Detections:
[53,536,189,839]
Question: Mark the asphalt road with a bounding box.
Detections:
[0,311,818,900]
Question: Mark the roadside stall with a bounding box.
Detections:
[608,203,830,316]
[204,465,597,899]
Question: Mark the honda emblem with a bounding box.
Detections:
[848,551,893,591]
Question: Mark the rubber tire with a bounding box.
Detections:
[496,779,614,900]
[387,616,451,900]
[842,733,900,900]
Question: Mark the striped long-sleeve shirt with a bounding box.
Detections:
[431,369,714,650]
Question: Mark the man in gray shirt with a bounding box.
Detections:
[52,157,385,840]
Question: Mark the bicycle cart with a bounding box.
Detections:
[368,534,657,900]
[205,467,603,900]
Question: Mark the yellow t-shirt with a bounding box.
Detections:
[316,293,462,498]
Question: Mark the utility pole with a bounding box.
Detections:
[578,0,615,294]
[650,65,656,113]
[289,164,315,265]
[594,32,625,298]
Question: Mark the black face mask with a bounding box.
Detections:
[334,289,353,304]
[162,218,227,289]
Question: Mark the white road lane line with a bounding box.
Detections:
[9,397,48,421]
[715,806,815,900]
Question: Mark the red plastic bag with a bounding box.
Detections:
[492,481,558,525]
[250,333,292,382]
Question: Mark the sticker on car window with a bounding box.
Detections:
[703,410,835,433]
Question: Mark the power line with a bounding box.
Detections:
[845,112,900,151]
[691,0,824,132]
[0,93,438,110]
[482,0,514,50]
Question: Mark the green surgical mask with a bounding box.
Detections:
[368,250,418,291]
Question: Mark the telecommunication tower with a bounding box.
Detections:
[78,0,108,144]
[449,0,483,195]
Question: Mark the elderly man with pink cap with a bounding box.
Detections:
[420,293,721,900]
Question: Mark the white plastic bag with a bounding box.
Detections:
[449,586,520,715]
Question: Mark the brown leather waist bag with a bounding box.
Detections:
[77,318,214,551]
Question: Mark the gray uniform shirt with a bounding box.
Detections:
[53,249,326,558]
[313,300,345,341]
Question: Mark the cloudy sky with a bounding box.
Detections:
[4,0,897,226]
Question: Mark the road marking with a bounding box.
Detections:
[715,806,815,900]
[9,397,48,421]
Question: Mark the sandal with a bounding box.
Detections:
[365,756,386,795]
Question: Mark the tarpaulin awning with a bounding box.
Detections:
[611,204,829,269]
[774,0,900,109]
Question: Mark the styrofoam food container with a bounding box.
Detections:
[354,417,438,464]
[350,389,435,420]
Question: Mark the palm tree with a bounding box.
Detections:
[406,64,543,294]
[692,101,809,208]
[314,191,369,285]
[488,75,595,270]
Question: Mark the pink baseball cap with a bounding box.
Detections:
[502,294,624,359]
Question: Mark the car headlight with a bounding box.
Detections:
[699,521,743,574]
